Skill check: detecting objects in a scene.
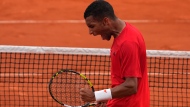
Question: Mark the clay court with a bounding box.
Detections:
[0,0,190,50]
[0,0,190,107]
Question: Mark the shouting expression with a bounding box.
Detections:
[85,16,113,41]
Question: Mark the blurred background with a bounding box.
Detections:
[0,1,190,107]
[0,0,190,50]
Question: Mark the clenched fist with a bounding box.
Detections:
[80,88,96,102]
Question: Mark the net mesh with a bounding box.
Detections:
[0,45,190,107]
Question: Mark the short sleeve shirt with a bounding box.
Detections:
[107,23,150,107]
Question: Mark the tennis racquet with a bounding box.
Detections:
[48,69,96,107]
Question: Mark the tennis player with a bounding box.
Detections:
[80,0,150,107]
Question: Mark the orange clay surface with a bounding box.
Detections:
[0,0,190,50]
[0,0,190,107]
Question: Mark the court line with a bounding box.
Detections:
[0,19,189,24]
[0,73,42,77]
[0,20,159,24]
[1,72,189,78]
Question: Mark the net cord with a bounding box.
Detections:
[0,45,190,58]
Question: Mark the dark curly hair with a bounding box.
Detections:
[84,0,116,21]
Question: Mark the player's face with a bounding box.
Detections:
[85,16,112,41]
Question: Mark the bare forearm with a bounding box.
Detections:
[111,78,137,98]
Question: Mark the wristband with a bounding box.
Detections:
[94,89,112,101]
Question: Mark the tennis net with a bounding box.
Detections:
[0,45,190,107]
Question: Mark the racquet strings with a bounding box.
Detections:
[50,71,90,106]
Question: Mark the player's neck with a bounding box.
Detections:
[112,18,126,38]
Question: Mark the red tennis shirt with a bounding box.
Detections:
[107,22,150,107]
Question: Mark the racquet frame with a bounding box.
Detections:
[48,69,96,107]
